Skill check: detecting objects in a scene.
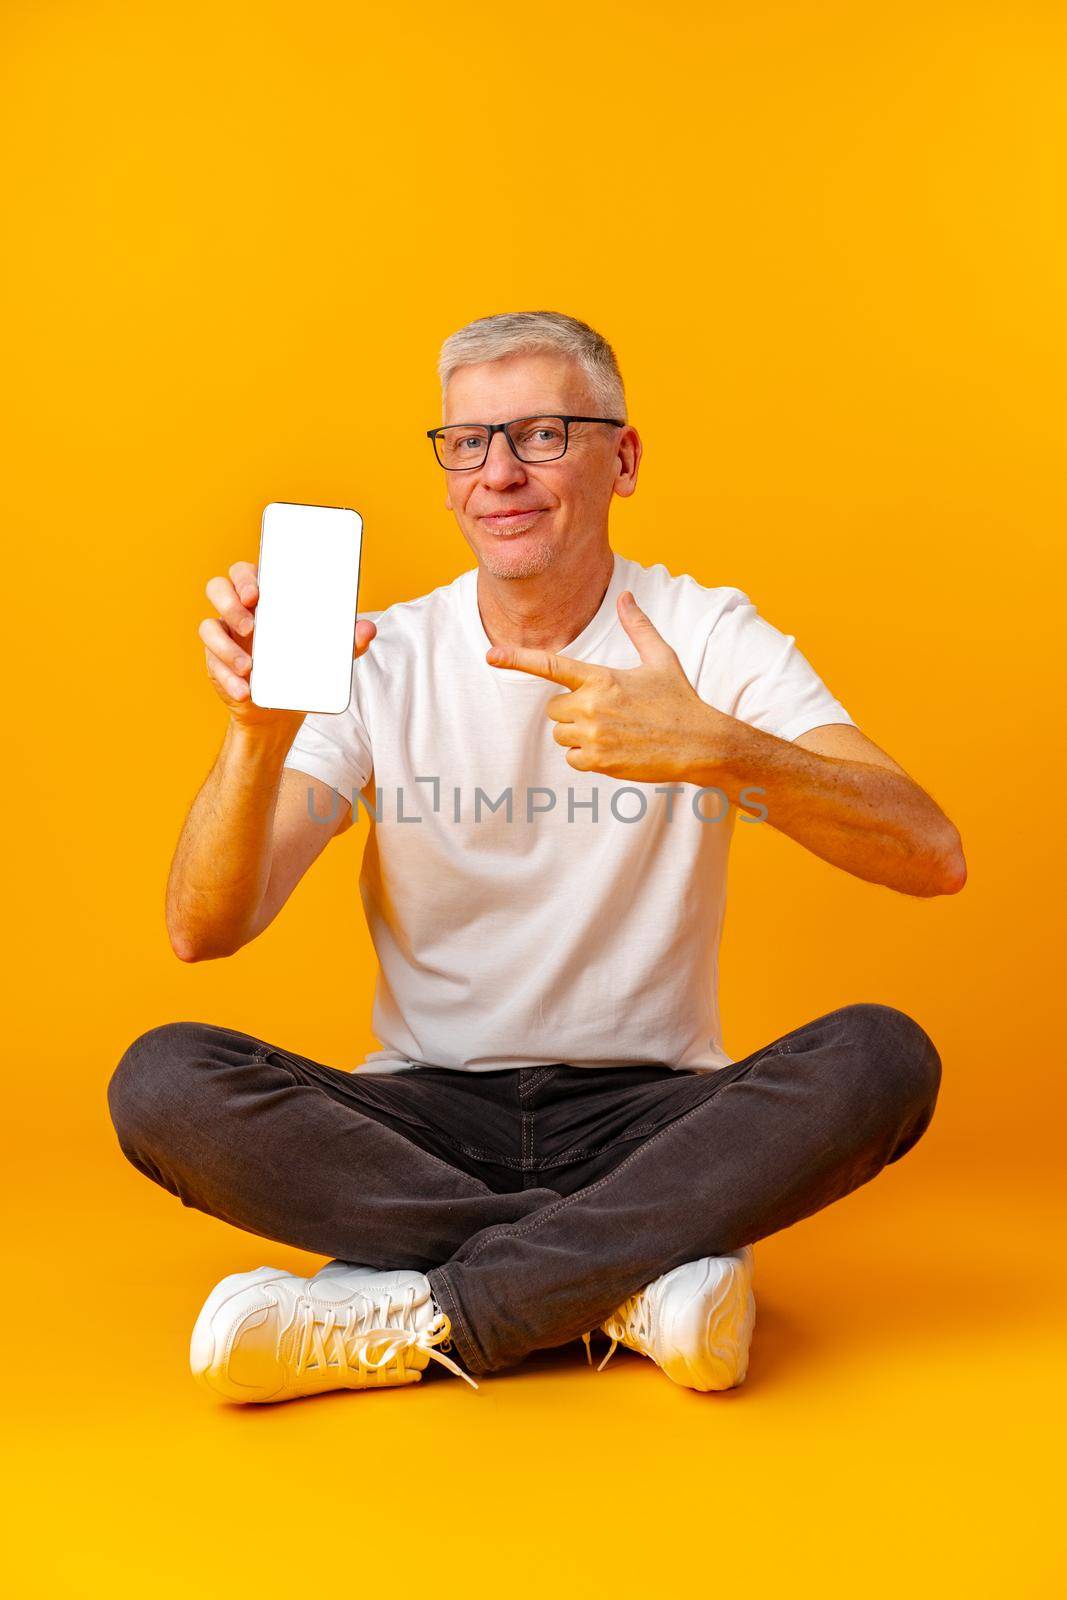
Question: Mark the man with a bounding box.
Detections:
[108,309,964,1404]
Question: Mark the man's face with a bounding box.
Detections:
[441,351,637,580]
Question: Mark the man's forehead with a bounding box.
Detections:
[444,355,590,420]
[443,398,572,423]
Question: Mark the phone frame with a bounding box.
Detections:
[249,500,364,715]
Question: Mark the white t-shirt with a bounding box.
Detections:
[281,549,855,1074]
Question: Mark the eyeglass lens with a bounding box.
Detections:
[434,416,568,469]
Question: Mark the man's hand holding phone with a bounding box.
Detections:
[199,558,377,733]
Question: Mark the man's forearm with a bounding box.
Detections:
[166,719,298,959]
[688,716,964,898]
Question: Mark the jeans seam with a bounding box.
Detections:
[523,1066,558,1092]
[429,1265,483,1371]
[533,1123,661,1163]
[447,1141,525,1169]
[517,1068,540,1171]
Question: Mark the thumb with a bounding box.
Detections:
[353,617,377,659]
[618,591,677,667]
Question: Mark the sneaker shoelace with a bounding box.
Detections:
[292,1283,479,1389]
[581,1288,655,1373]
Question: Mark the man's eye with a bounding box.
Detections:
[518,427,563,446]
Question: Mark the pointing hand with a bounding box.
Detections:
[486,590,734,784]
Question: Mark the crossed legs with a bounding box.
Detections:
[107,1003,941,1379]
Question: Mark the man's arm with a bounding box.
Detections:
[702,718,967,899]
[486,588,966,901]
[166,728,354,961]
[165,555,373,961]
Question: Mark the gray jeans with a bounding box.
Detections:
[107,1003,941,1377]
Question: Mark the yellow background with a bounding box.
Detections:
[2,2,1064,1594]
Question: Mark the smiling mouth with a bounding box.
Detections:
[481,509,545,532]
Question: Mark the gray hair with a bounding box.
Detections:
[437,310,627,422]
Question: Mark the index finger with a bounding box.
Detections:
[229,560,259,605]
[486,646,597,690]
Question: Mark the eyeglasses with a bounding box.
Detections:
[426,414,626,471]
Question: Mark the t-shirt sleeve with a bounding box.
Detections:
[696,589,857,743]
[281,620,377,799]
[282,703,373,799]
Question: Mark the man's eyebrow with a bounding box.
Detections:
[442,411,570,426]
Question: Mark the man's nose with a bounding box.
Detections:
[480,429,527,487]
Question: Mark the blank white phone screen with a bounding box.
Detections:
[249,502,363,714]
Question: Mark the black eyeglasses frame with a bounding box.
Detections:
[425,414,626,471]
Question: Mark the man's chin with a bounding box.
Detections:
[476,534,556,579]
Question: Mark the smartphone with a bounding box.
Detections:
[249,501,364,714]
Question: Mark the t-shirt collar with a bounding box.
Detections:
[462,550,628,681]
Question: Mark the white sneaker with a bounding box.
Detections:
[189,1261,478,1403]
[583,1248,756,1392]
